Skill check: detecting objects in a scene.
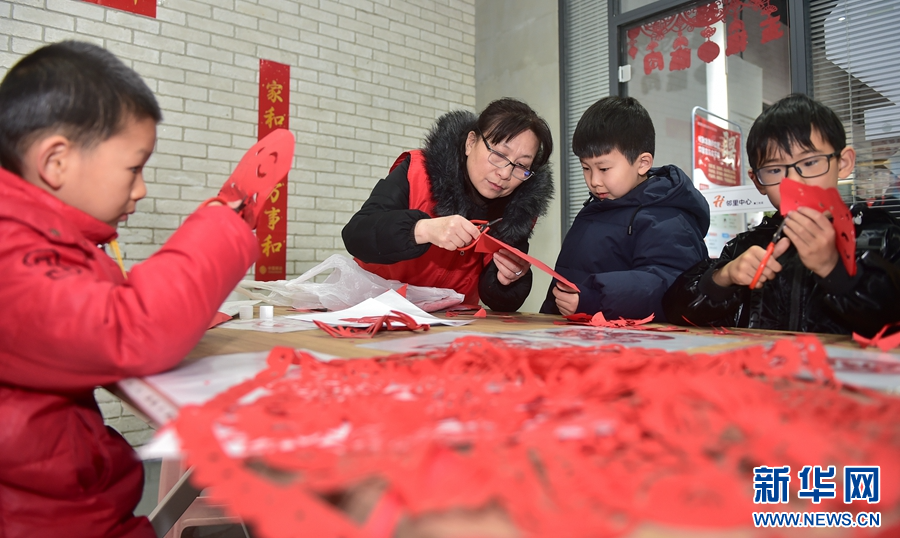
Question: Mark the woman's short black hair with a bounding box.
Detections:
[0,40,162,176]
[476,98,553,171]
[572,96,655,164]
[747,93,846,170]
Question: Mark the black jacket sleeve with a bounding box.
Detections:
[478,238,532,312]
[661,237,749,327]
[819,210,900,337]
[342,157,432,264]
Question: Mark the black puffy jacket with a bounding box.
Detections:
[662,204,900,337]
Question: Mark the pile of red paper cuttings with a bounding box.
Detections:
[173,335,900,538]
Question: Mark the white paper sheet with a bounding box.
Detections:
[285,289,472,328]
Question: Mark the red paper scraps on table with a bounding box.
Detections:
[315,310,429,339]
[474,233,580,292]
[779,178,857,276]
[172,335,900,538]
[208,311,233,329]
[854,322,900,351]
[556,312,685,331]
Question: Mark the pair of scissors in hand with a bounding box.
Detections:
[749,220,787,288]
[458,217,503,251]
[476,217,503,233]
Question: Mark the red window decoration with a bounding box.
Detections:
[628,0,784,73]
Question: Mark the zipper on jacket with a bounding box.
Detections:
[627,205,643,235]
[788,266,803,331]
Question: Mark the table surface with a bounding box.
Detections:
[187,307,867,361]
[155,308,898,538]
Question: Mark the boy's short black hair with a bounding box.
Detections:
[747,93,846,171]
[0,40,162,176]
[572,96,655,164]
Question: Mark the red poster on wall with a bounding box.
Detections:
[80,0,155,18]
[254,60,291,281]
[694,115,741,187]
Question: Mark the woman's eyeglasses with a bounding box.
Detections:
[753,152,840,186]
[481,136,534,181]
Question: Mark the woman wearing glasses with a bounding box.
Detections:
[342,98,553,311]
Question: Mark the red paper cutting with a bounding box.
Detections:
[779,178,856,276]
[172,336,900,538]
[854,322,900,352]
[208,311,233,329]
[474,234,580,292]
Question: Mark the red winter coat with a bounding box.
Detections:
[0,168,258,538]
[355,150,485,303]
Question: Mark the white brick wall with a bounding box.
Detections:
[1,0,475,445]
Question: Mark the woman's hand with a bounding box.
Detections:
[493,249,531,285]
[414,215,481,250]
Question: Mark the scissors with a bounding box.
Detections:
[476,217,503,232]
[749,220,787,289]
[458,218,503,251]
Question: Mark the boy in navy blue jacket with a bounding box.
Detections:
[540,97,710,319]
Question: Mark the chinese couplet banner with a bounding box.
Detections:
[255,60,290,281]
[694,115,741,187]
[80,0,155,18]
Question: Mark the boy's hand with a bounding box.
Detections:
[782,207,840,278]
[493,249,530,285]
[414,215,481,251]
[714,238,790,288]
[553,283,579,316]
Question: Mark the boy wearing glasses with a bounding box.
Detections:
[540,96,710,319]
[663,93,900,337]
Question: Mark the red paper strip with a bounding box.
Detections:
[80,0,155,17]
[779,178,856,276]
[207,311,233,329]
[853,322,900,351]
[255,59,291,281]
[474,234,580,292]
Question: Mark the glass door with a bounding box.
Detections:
[619,0,793,255]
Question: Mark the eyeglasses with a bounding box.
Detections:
[753,152,840,186]
[480,135,534,181]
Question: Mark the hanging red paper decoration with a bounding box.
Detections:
[669,30,692,71]
[173,336,900,538]
[628,0,785,72]
[760,3,785,43]
[725,18,748,56]
[697,25,721,63]
[627,27,641,60]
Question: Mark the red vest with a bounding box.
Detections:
[355,150,486,304]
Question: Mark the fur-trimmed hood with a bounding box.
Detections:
[421,110,554,245]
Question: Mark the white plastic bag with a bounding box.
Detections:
[236,254,464,312]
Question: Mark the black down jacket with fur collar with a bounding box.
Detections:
[342,110,554,312]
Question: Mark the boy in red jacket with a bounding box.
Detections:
[0,41,264,537]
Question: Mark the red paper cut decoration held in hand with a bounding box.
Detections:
[779,178,857,276]
[172,336,900,538]
[217,129,295,225]
[474,233,580,292]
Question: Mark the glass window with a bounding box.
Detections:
[811,0,900,220]
[621,0,792,255]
